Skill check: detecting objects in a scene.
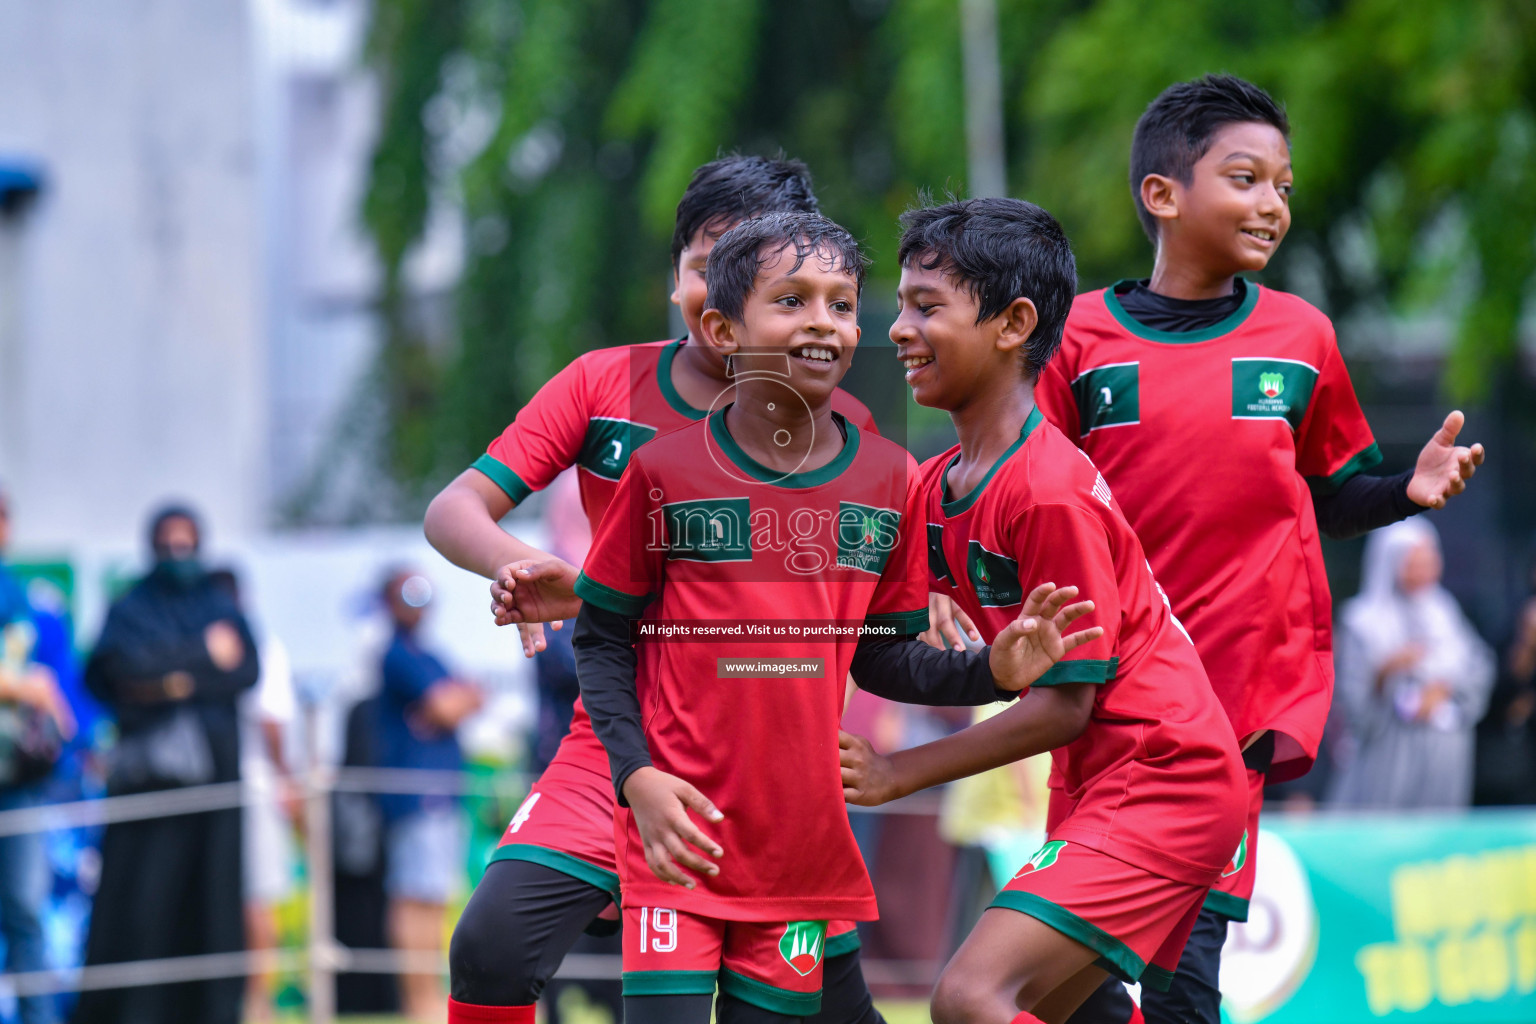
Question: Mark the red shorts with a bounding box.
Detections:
[622,905,829,1015]
[1203,768,1264,922]
[489,761,620,904]
[990,839,1206,992]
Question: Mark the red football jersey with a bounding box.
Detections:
[575,410,928,922]
[1035,284,1379,781]
[923,408,1245,886]
[473,338,878,779]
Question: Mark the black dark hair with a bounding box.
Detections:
[705,211,868,324]
[1131,74,1291,244]
[671,155,820,268]
[897,197,1077,376]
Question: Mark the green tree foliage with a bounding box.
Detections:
[356,0,1535,513]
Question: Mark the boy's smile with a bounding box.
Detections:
[891,265,993,411]
[728,245,860,407]
[1164,121,1293,277]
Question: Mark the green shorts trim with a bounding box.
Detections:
[718,967,822,1016]
[825,928,862,959]
[622,970,717,997]
[1202,888,1250,922]
[1140,964,1176,992]
[488,843,621,904]
[990,890,1146,985]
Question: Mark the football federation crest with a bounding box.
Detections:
[1223,830,1249,878]
[1259,372,1285,398]
[779,921,827,977]
[1012,840,1067,879]
[836,502,900,575]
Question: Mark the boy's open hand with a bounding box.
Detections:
[840,730,900,806]
[921,593,980,652]
[989,583,1103,692]
[1408,411,1484,510]
[621,766,725,889]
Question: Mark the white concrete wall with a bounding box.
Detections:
[0,0,267,548]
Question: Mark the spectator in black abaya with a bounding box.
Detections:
[73,505,258,1024]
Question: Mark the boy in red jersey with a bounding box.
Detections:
[839,197,1247,1024]
[572,211,1104,1024]
[425,158,884,1024]
[1033,75,1485,1024]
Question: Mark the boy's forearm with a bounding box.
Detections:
[849,637,1014,706]
[572,604,652,801]
[423,476,551,579]
[883,686,1092,798]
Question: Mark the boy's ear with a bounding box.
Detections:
[994,297,1038,356]
[698,308,739,358]
[1140,173,1180,226]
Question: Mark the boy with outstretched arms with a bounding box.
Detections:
[838,197,1247,1024]
[571,211,1104,1024]
[426,157,884,1024]
[1032,75,1484,1024]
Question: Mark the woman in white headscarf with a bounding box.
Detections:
[1330,518,1494,809]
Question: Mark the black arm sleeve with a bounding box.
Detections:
[1312,468,1422,540]
[849,636,1017,706]
[572,603,652,803]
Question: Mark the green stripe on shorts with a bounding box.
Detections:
[825,928,862,959]
[488,843,621,904]
[990,889,1147,985]
[622,970,718,997]
[1202,888,1250,922]
[718,968,822,1016]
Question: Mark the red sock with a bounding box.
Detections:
[1128,1001,1146,1024]
[447,999,535,1023]
[1011,1014,1045,1024]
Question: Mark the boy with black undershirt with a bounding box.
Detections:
[1034,74,1486,1024]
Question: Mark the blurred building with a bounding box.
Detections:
[0,0,459,549]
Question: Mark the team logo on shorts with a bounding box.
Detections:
[1013,840,1067,878]
[1259,372,1285,398]
[1223,830,1249,878]
[778,921,827,976]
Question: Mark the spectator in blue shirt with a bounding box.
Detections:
[376,567,482,1022]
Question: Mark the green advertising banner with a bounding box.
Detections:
[1221,812,1536,1023]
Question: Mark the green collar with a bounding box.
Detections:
[656,337,710,420]
[708,407,860,489]
[941,406,1042,517]
[1103,278,1259,343]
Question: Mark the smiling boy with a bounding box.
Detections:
[571,211,1103,1023]
[839,197,1247,1024]
[1033,75,1484,1024]
[426,157,886,1024]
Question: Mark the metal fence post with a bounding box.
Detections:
[305,702,336,1024]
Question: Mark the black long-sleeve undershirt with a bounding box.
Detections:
[572,602,1014,803]
[1115,279,1426,541]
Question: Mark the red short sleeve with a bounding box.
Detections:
[573,457,663,618]
[862,469,930,635]
[1006,503,1121,686]
[1295,337,1381,493]
[473,359,593,505]
[1034,359,1082,444]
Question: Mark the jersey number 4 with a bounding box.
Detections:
[638,907,678,953]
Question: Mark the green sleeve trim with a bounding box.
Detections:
[1033,656,1118,688]
[622,970,719,997]
[991,889,1146,984]
[471,454,534,505]
[487,844,620,904]
[718,967,822,1015]
[573,572,652,618]
[1308,442,1383,495]
[1140,964,1177,993]
[825,927,862,959]
[1202,888,1251,922]
[864,608,930,635]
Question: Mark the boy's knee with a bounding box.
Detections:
[931,967,995,1024]
[447,903,542,1005]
